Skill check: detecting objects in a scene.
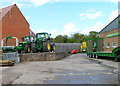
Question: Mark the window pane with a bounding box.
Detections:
[112,42,117,48]
[106,43,110,48]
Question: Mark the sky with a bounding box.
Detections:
[0,0,119,38]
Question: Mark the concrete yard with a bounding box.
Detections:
[0,53,119,85]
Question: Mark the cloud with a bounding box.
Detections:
[79,10,103,19]
[16,3,24,8]
[50,29,60,37]
[10,2,24,8]
[32,22,81,38]
[79,13,85,16]
[25,16,30,20]
[30,0,59,6]
[107,0,120,3]
[80,9,120,35]
[81,22,106,35]
[33,28,60,38]
[10,2,33,8]
[32,22,107,38]
[62,22,80,36]
[108,9,120,22]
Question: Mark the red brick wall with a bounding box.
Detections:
[1,5,30,46]
[99,28,120,51]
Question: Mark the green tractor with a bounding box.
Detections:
[16,36,34,53]
[31,32,56,53]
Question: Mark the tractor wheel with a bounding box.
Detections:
[24,45,31,53]
[31,43,37,53]
[43,42,51,52]
[18,50,21,53]
[53,45,56,51]
[90,54,93,58]
[50,44,56,52]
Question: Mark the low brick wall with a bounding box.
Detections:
[0,50,2,60]
[0,50,2,54]
[0,55,2,60]
[19,52,67,62]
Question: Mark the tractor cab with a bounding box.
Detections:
[36,32,51,41]
[22,36,34,43]
[31,32,56,53]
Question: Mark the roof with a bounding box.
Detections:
[0,4,29,25]
[0,4,14,20]
[99,15,120,33]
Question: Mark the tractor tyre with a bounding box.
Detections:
[50,43,56,52]
[24,45,31,53]
[18,50,21,53]
[31,43,37,53]
[43,42,51,52]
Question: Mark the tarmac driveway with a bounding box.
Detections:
[0,53,119,85]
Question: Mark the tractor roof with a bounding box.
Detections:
[24,36,34,37]
[36,32,48,35]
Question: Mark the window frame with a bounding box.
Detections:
[112,42,117,48]
[106,43,110,48]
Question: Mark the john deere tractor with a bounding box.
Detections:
[16,36,34,53]
[31,32,56,53]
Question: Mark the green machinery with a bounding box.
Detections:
[16,36,34,53]
[31,32,56,53]
[2,32,56,53]
[80,42,87,53]
[86,38,120,61]
[1,35,18,53]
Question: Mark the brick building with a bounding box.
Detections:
[0,4,34,46]
[99,15,120,51]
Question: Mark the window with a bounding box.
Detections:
[112,42,117,48]
[106,43,110,48]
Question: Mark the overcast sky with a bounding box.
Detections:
[0,0,119,38]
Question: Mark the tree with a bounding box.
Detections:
[50,38,55,42]
[67,37,78,43]
[63,35,68,43]
[88,31,99,44]
[88,31,99,38]
[54,31,99,43]
[55,35,68,43]
[72,33,85,43]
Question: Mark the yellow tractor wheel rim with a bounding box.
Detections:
[28,47,30,52]
[47,43,51,50]
[53,46,56,51]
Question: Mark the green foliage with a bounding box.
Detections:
[118,20,120,24]
[88,31,99,38]
[67,33,85,43]
[55,35,68,43]
[50,38,55,42]
[67,37,78,43]
[52,31,99,43]
[88,31,99,42]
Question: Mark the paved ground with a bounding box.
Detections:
[0,53,119,85]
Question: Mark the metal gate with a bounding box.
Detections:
[55,43,82,53]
